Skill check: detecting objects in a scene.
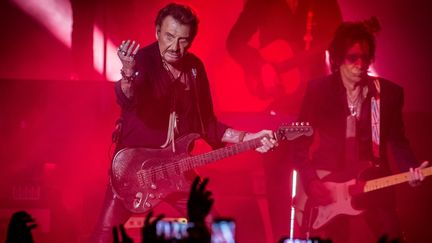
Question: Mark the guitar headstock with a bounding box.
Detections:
[276,122,313,141]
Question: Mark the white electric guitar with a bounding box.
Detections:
[295,165,432,231]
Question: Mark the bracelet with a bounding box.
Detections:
[121,69,138,82]
[238,131,247,142]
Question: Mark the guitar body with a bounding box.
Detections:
[295,163,380,231]
[307,179,363,230]
[111,133,199,214]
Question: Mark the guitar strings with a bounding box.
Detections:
[140,138,263,179]
[140,127,308,179]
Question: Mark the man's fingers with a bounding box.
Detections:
[120,224,128,239]
[144,210,154,226]
[255,136,278,153]
[190,176,200,194]
[198,177,209,194]
[420,160,429,169]
[118,40,139,62]
[127,40,136,55]
[118,40,125,51]
[133,44,140,55]
[415,161,429,181]
[124,40,131,50]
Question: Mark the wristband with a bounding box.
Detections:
[121,69,138,82]
[239,131,247,142]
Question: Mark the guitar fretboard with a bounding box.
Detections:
[363,166,432,193]
[177,137,264,172]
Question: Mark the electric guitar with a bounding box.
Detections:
[111,123,313,213]
[294,164,432,231]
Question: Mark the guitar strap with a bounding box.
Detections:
[160,60,183,152]
[160,66,206,152]
[160,111,178,152]
[371,78,381,158]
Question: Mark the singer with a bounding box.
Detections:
[89,3,277,242]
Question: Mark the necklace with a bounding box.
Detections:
[162,59,183,81]
[347,88,362,117]
[348,103,358,117]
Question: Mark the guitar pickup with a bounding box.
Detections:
[136,170,150,187]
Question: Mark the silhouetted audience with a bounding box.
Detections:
[185,177,213,243]
[376,234,401,243]
[5,211,37,243]
[112,176,213,243]
[113,223,134,243]
[4,179,404,243]
[279,237,333,243]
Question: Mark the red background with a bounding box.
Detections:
[0,0,431,242]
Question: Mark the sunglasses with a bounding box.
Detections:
[345,54,371,63]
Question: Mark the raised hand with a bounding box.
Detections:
[142,210,166,243]
[113,224,133,243]
[187,176,214,223]
[118,40,140,75]
[6,211,37,243]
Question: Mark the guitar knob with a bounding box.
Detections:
[150,183,157,189]
[149,193,155,198]
[145,202,152,208]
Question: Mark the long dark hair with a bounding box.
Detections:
[328,17,381,73]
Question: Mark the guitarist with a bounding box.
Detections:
[293,17,428,242]
[90,3,277,243]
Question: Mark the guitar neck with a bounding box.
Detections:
[178,136,264,172]
[363,166,432,193]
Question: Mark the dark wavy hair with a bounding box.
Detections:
[328,17,381,73]
[155,3,199,41]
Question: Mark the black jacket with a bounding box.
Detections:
[114,42,228,150]
[294,73,418,190]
